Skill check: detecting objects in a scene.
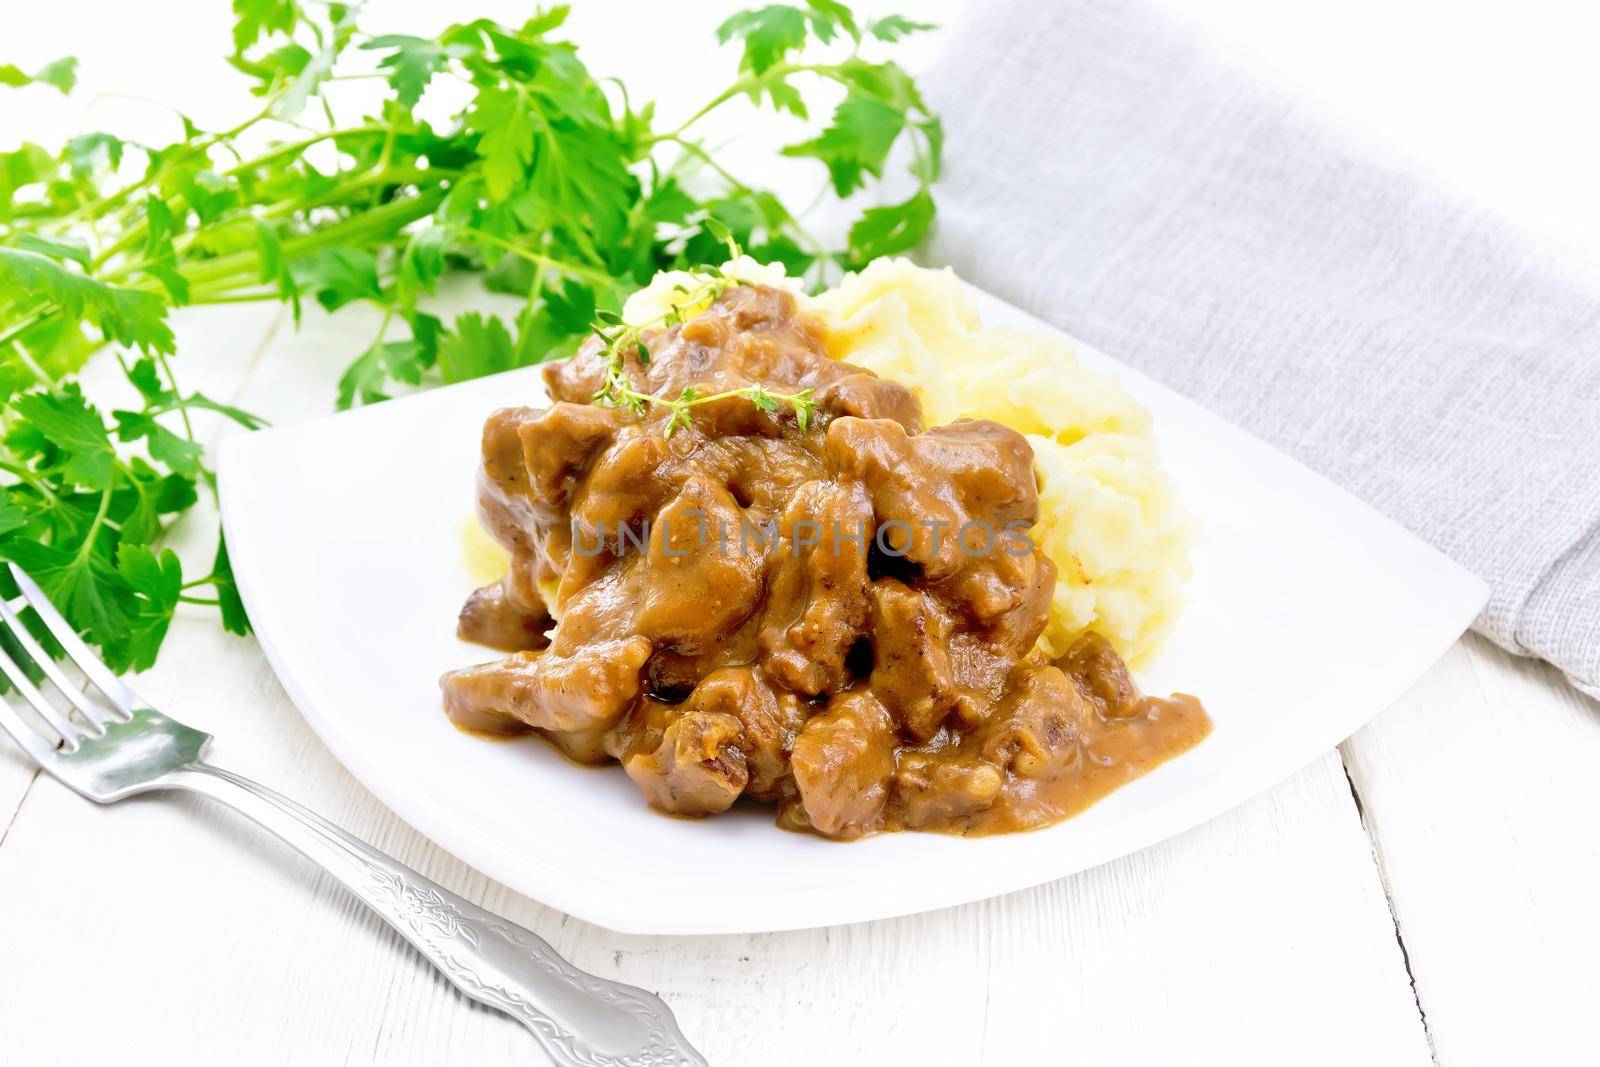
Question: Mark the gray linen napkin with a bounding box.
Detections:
[921,0,1600,697]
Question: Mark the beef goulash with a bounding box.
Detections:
[440,283,1211,840]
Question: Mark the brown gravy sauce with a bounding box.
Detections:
[940,691,1212,837]
[441,283,1212,840]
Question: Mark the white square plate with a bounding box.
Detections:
[218,288,1487,935]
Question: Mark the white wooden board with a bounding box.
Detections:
[0,299,1436,1066]
[2,1,1596,1061]
[1342,634,1600,1067]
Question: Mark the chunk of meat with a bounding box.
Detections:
[920,419,1041,527]
[542,335,609,406]
[622,708,750,816]
[439,636,652,734]
[1058,631,1143,718]
[518,402,623,516]
[892,752,1004,830]
[824,416,1039,580]
[544,563,636,652]
[551,287,833,409]
[437,683,530,737]
[940,545,1057,655]
[788,690,896,839]
[867,578,957,741]
[456,579,551,652]
[541,725,613,764]
[692,436,825,515]
[759,480,873,695]
[682,667,803,798]
[977,666,1089,780]
[814,372,923,433]
[946,633,1020,725]
[567,432,675,557]
[476,407,542,552]
[634,477,765,654]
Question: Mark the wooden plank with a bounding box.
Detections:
[0,270,1431,1065]
[0,760,38,850]
[1342,634,1600,1066]
[0,605,1431,1063]
[0,6,1585,1062]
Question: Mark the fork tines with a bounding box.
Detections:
[0,564,135,752]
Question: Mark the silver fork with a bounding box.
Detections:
[0,563,707,1067]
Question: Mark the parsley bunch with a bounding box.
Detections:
[0,1,940,672]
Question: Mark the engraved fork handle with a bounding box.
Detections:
[168,763,708,1067]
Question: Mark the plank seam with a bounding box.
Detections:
[0,768,42,851]
[219,305,288,432]
[1340,755,1439,1066]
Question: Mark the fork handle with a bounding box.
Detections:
[168,763,708,1067]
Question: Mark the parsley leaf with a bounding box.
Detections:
[363,35,459,108]
[14,389,116,490]
[290,247,381,312]
[210,533,250,635]
[867,14,935,42]
[112,410,206,478]
[717,6,810,76]
[783,93,907,196]
[232,0,300,53]
[0,57,78,94]
[468,87,535,201]
[117,544,182,671]
[0,0,943,675]
[438,312,516,383]
[847,188,935,265]
[0,247,175,354]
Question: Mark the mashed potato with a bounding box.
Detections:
[622,255,802,325]
[605,256,1194,665]
[810,258,1193,665]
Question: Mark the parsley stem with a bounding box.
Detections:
[154,350,196,445]
[0,307,54,355]
[89,227,146,273]
[221,125,387,179]
[3,334,58,392]
[648,63,839,144]
[184,289,282,305]
[461,229,615,287]
[61,101,280,228]
[73,484,114,568]
[103,188,444,293]
[371,120,398,209]
[0,460,59,505]
[665,136,828,257]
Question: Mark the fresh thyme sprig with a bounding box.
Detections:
[612,380,819,439]
[589,266,735,410]
[588,241,819,438]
